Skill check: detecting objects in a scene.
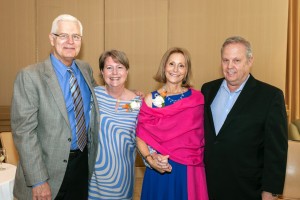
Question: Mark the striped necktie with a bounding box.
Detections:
[68,68,87,151]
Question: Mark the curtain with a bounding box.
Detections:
[286,0,300,122]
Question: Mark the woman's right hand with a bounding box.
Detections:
[147,152,172,173]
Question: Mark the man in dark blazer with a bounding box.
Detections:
[201,36,287,200]
[11,14,99,199]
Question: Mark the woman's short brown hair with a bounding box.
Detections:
[99,49,129,79]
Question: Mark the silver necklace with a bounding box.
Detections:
[166,92,185,103]
[162,86,185,104]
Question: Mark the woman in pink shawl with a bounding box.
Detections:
[136,47,208,200]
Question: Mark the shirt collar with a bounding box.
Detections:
[221,74,250,94]
[50,54,78,77]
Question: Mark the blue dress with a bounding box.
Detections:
[88,86,140,200]
[141,89,192,200]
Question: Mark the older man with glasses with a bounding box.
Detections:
[11,14,99,200]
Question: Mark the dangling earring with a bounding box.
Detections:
[182,76,187,84]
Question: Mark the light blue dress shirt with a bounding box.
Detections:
[211,75,249,135]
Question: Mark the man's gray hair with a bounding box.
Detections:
[50,14,83,35]
[221,36,253,59]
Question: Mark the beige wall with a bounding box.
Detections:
[0,0,288,107]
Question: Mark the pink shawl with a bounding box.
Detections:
[136,89,208,200]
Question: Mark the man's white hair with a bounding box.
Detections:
[50,14,83,35]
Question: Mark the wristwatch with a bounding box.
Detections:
[272,193,279,197]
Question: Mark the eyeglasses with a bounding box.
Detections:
[52,33,82,41]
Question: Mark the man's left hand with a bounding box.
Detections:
[262,191,278,200]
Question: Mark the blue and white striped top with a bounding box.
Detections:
[88,86,141,200]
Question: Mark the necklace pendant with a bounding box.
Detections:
[115,99,120,112]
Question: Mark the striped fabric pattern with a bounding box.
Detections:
[88,86,140,200]
[68,69,87,151]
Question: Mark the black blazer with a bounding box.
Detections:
[201,75,288,200]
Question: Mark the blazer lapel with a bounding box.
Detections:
[206,79,224,136]
[219,75,257,133]
[43,58,70,127]
[206,79,223,106]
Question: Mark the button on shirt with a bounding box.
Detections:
[211,76,249,135]
[50,54,91,150]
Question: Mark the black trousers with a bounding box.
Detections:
[55,147,88,200]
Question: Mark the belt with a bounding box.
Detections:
[69,149,82,159]
[70,149,81,153]
[69,146,87,157]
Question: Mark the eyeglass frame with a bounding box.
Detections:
[52,33,82,41]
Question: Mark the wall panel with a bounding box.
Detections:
[104,0,169,93]
[169,0,288,91]
[0,0,36,105]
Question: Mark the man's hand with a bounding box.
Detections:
[262,191,278,200]
[32,182,52,200]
